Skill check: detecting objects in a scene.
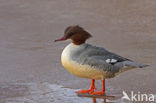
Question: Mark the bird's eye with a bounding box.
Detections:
[67,32,74,38]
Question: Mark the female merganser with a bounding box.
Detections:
[55,25,149,95]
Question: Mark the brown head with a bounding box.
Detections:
[55,25,92,45]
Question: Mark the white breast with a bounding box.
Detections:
[61,43,106,80]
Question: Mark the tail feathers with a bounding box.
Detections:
[114,61,149,76]
[124,61,149,68]
[139,64,149,68]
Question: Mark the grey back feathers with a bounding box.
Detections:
[67,43,149,76]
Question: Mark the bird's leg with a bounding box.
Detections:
[91,79,105,95]
[76,79,96,94]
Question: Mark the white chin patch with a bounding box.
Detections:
[66,39,72,41]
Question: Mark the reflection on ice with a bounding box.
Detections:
[0,82,122,103]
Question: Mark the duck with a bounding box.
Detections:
[55,25,149,95]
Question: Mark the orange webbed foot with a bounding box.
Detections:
[91,91,105,95]
[91,80,105,95]
[76,89,94,94]
[76,79,96,94]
